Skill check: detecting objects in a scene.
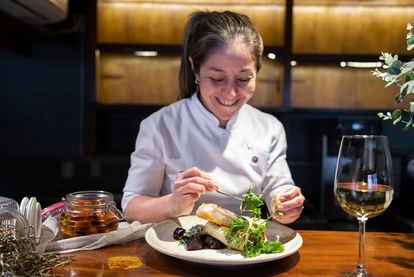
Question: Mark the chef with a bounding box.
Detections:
[122,10,305,225]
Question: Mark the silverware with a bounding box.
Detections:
[215,190,243,201]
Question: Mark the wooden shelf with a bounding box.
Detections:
[97,0,286,46]
[96,51,285,107]
[293,3,413,55]
[291,64,405,110]
[291,54,413,63]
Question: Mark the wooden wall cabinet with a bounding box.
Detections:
[96,0,286,108]
[96,52,284,107]
[291,65,405,110]
[97,0,286,46]
[293,1,414,55]
[97,52,180,105]
[290,0,414,110]
[95,0,414,110]
[250,59,284,107]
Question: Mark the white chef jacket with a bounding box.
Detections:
[122,93,294,215]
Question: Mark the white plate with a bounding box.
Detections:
[145,215,303,266]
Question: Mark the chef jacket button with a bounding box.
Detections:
[247,144,252,150]
[251,156,259,163]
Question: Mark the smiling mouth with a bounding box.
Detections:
[217,97,238,106]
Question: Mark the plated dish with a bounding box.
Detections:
[145,215,303,266]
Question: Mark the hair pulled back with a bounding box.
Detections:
[179,11,263,99]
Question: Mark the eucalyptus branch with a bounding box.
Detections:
[373,23,414,131]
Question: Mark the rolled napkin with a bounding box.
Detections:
[37,216,153,254]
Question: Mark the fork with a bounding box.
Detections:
[215,190,244,201]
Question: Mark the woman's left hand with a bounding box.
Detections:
[271,186,305,224]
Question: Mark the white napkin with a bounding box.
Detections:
[36,216,154,254]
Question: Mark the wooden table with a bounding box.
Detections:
[56,230,414,276]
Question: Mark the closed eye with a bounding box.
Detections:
[237,78,252,85]
[238,79,250,83]
[209,77,224,83]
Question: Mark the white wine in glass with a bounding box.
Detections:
[334,135,393,277]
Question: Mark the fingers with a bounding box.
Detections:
[175,181,207,195]
[177,167,212,180]
[175,176,218,192]
[278,194,305,211]
[169,191,200,217]
[277,186,305,208]
[172,167,218,217]
[278,186,301,202]
[179,192,200,202]
[272,185,305,224]
[175,167,218,192]
[273,205,304,224]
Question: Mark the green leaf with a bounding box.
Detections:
[407,35,414,49]
[241,191,264,217]
[391,109,402,119]
[259,240,285,254]
[391,109,402,125]
[387,60,403,75]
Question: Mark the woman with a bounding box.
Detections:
[122,11,305,224]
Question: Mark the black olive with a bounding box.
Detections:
[185,236,203,251]
[173,227,186,240]
[202,235,225,249]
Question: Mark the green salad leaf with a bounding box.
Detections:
[225,190,285,257]
[240,191,264,217]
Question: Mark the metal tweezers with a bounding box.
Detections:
[215,190,243,201]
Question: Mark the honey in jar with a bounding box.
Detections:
[59,191,123,238]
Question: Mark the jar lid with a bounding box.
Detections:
[65,190,114,200]
[64,191,115,207]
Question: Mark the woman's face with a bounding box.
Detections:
[194,41,257,128]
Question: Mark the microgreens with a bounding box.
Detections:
[225,190,284,257]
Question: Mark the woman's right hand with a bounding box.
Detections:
[170,167,218,217]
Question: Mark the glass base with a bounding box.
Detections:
[335,271,374,277]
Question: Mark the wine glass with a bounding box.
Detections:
[334,135,394,277]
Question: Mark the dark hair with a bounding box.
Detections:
[179,11,264,99]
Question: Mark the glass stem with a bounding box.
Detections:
[355,216,368,275]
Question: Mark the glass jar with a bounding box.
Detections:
[59,191,123,238]
[0,196,31,238]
